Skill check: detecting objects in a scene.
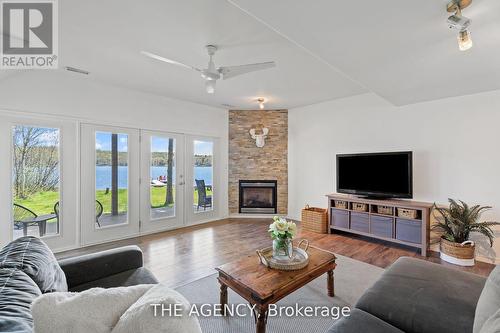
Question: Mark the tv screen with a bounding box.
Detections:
[336,152,413,198]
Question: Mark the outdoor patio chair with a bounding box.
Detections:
[54,200,104,228]
[13,203,37,230]
[195,179,212,211]
[13,203,55,237]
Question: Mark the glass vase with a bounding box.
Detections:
[272,238,293,260]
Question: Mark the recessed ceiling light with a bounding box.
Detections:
[64,66,90,75]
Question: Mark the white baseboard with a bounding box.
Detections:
[228,213,287,219]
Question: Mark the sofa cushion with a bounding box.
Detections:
[0,236,67,293]
[0,267,41,333]
[69,267,158,292]
[474,265,500,333]
[32,284,152,333]
[327,309,404,333]
[356,257,486,333]
[480,308,500,333]
[111,283,202,333]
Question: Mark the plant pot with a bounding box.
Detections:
[440,237,475,266]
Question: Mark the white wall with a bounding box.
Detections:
[0,71,229,250]
[289,91,500,264]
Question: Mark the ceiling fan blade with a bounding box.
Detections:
[218,61,275,80]
[141,51,201,72]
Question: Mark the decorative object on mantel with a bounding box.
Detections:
[301,205,328,234]
[433,199,500,266]
[257,239,310,271]
[249,127,269,148]
[268,216,297,260]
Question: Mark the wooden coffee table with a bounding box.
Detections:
[215,245,337,333]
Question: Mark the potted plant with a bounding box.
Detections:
[433,199,499,266]
[268,216,297,260]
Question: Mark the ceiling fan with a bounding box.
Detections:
[141,45,276,94]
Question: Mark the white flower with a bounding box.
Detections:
[287,221,297,238]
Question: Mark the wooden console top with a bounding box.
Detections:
[326,193,434,209]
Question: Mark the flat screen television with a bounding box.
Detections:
[336,151,413,199]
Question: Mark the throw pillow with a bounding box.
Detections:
[474,265,500,333]
[0,267,41,333]
[111,283,202,333]
[0,236,67,293]
[32,284,152,333]
[480,308,500,333]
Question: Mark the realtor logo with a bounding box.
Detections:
[1,0,58,69]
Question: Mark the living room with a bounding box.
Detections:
[1,0,500,332]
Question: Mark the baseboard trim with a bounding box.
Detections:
[228,213,287,219]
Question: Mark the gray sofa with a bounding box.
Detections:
[329,257,491,333]
[59,245,158,291]
[0,236,158,333]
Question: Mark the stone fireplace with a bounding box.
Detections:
[239,180,277,214]
[229,110,288,215]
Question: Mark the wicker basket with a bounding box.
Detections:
[377,205,393,215]
[301,205,328,233]
[440,237,475,260]
[352,202,368,212]
[334,200,348,209]
[397,208,418,219]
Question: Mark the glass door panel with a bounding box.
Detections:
[193,140,214,213]
[150,136,175,219]
[185,136,218,225]
[140,131,184,233]
[81,124,140,246]
[95,132,129,227]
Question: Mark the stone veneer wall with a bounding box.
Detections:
[229,110,288,215]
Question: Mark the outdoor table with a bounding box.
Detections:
[21,214,57,237]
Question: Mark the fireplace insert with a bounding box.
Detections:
[239,180,277,214]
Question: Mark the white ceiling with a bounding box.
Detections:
[4,0,499,109]
[56,0,366,110]
[230,0,500,106]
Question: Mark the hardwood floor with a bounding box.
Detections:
[57,218,495,287]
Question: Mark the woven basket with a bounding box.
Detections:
[377,205,393,215]
[440,237,475,260]
[397,208,418,219]
[301,205,328,233]
[334,200,348,209]
[352,202,368,212]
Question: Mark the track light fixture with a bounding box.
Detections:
[447,0,473,51]
[257,98,265,110]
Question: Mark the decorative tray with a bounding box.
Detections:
[256,239,310,271]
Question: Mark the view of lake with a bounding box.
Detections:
[95,166,212,189]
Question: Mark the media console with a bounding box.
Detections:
[326,194,433,256]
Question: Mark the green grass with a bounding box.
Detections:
[14,187,213,216]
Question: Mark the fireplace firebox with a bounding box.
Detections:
[239,180,277,214]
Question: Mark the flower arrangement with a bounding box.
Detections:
[269,217,297,258]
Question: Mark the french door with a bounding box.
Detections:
[81,125,218,245]
[140,131,185,233]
